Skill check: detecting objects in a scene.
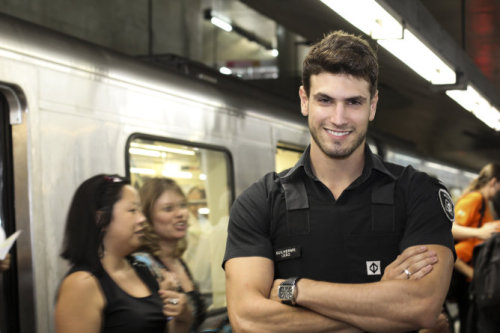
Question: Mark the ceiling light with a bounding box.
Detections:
[378,29,456,84]
[321,0,456,85]
[210,16,232,32]
[219,66,232,75]
[130,167,156,175]
[130,142,195,155]
[446,85,500,131]
[129,147,161,157]
[204,8,273,51]
[320,0,403,39]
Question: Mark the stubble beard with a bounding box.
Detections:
[309,120,367,159]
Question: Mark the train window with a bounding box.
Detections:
[126,135,234,310]
[276,142,305,172]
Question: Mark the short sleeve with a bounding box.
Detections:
[399,169,456,259]
[222,173,277,268]
[454,192,483,227]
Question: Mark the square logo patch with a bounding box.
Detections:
[366,261,381,275]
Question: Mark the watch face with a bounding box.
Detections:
[278,285,294,300]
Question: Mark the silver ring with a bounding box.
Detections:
[404,268,411,279]
[167,298,179,305]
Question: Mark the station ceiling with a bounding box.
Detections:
[1,0,498,172]
[235,0,500,172]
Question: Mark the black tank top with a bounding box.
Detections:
[69,261,167,333]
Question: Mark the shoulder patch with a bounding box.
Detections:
[438,188,455,222]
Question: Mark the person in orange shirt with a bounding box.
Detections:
[451,163,500,333]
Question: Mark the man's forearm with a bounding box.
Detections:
[228,294,362,333]
[294,246,453,332]
[296,279,440,332]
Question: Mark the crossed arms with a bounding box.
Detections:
[225,244,453,333]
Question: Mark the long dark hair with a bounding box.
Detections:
[60,174,128,272]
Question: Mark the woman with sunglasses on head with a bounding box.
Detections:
[133,177,206,333]
[55,174,192,333]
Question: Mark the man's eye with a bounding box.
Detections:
[347,99,363,105]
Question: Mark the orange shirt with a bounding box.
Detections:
[454,191,494,263]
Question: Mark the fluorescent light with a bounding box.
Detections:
[446,85,500,130]
[130,167,156,175]
[321,0,456,85]
[198,207,210,215]
[378,29,456,84]
[463,171,477,179]
[219,66,232,75]
[162,170,193,179]
[130,142,195,156]
[424,161,459,174]
[271,49,279,57]
[320,0,403,39]
[129,148,161,157]
[210,16,232,32]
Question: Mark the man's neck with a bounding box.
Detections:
[309,143,365,199]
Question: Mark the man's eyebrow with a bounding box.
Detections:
[313,93,368,102]
[346,96,368,102]
[313,92,333,100]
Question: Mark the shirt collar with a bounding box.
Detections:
[280,144,396,184]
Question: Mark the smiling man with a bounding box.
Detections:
[223,30,455,333]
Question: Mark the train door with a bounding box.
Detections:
[0,85,34,333]
[126,134,234,311]
[275,141,305,172]
[0,92,19,332]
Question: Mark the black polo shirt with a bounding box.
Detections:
[224,145,455,284]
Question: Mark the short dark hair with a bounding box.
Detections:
[302,30,379,97]
[60,174,129,272]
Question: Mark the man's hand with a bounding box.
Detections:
[382,245,438,281]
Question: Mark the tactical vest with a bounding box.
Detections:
[271,166,403,283]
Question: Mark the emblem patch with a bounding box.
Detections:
[366,261,381,275]
[438,188,455,222]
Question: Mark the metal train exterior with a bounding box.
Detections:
[0,13,474,333]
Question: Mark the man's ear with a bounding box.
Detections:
[299,86,310,117]
[369,90,378,121]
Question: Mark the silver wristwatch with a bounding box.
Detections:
[278,277,301,306]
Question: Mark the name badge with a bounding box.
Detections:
[275,246,301,261]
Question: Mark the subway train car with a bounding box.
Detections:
[0,13,474,333]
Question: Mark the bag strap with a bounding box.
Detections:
[477,195,486,228]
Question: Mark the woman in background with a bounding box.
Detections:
[134,177,206,332]
[451,163,500,333]
[55,174,192,333]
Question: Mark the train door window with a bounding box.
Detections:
[126,135,234,310]
[0,93,19,333]
[276,141,305,172]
